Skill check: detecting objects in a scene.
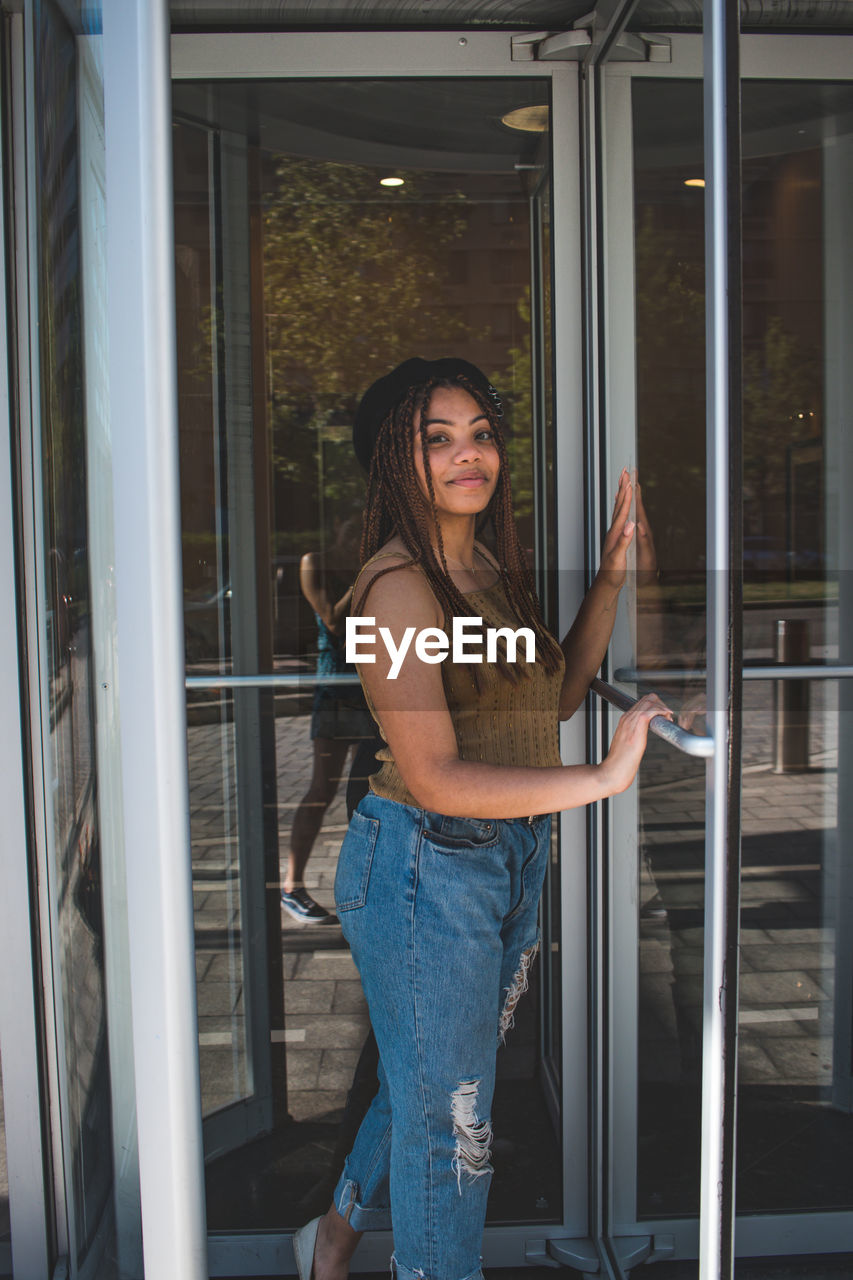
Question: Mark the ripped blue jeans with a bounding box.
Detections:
[332,793,551,1280]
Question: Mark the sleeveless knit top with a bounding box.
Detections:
[353,551,565,807]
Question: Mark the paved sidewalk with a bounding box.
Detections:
[189,711,367,1125]
[637,675,837,1097]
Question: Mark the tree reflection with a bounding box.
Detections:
[262,157,471,520]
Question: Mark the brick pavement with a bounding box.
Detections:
[637,676,838,1095]
[189,711,368,1124]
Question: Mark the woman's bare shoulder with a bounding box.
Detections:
[360,536,412,571]
[353,540,437,619]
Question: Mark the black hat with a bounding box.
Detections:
[352,356,502,473]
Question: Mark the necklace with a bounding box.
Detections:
[442,550,479,573]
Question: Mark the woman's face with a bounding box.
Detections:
[412,385,500,521]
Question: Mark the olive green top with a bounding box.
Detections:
[353,552,565,808]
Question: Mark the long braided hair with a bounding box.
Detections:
[356,374,563,684]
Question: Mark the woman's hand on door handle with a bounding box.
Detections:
[599,692,674,794]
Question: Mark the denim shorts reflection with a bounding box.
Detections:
[333,792,551,1280]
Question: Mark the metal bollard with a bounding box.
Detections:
[773,618,810,773]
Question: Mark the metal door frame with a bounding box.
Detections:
[170,27,588,1277]
[0,5,158,1276]
[600,28,853,1267]
[0,12,54,1276]
[179,109,277,1164]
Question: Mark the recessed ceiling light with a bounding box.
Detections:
[684,177,705,188]
[501,105,549,133]
[380,176,404,187]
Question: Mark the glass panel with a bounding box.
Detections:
[629,72,853,1222]
[636,751,706,1214]
[174,76,563,1232]
[175,118,255,1122]
[734,79,853,1217]
[32,0,118,1271]
[737,678,848,1213]
[629,76,707,1218]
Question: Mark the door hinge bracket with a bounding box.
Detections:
[523,1238,563,1268]
[533,1236,601,1273]
[612,1234,676,1268]
[511,26,671,63]
[524,1233,675,1272]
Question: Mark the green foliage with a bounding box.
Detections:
[633,204,822,573]
[633,210,706,565]
[743,315,821,502]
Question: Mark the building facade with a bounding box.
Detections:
[1,2,852,1278]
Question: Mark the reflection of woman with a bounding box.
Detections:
[281,520,375,925]
[295,358,669,1280]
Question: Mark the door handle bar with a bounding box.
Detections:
[591,677,714,758]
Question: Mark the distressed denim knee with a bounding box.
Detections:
[391,1252,485,1280]
[333,793,551,1280]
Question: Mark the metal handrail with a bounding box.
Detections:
[614,665,853,683]
[186,662,853,695]
[591,677,714,759]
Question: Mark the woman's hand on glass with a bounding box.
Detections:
[596,468,636,593]
[634,480,658,587]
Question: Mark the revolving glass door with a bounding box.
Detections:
[172,59,580,1271]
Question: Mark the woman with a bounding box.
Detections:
[281,513,375,925]
[295,357,669,1280]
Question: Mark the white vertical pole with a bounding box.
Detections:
[102,2,207,1277]
[552,60,590,1236]
[77,29,145,1275]
[700,1,741,1277]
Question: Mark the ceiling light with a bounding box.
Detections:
[501,105,549,133]
[380,176,404,187]
[684,177,705,188]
